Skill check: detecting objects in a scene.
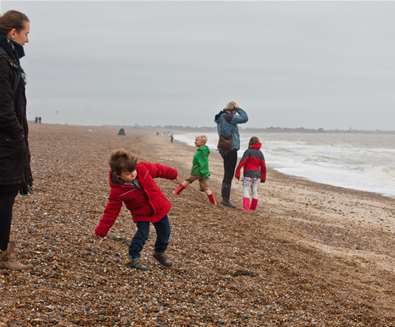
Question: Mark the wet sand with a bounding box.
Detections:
[1,124,394,326]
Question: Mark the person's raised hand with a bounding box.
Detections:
[229,100,239,109]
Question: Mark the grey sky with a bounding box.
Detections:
[2,1,395,129]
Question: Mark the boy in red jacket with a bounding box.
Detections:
[94,149,178,270]
[235,137,267,211]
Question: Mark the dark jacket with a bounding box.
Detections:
[235,143,267,182]
[0,33,32,193]
[95,162,178,237]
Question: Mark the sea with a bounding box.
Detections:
[174,131,395,198]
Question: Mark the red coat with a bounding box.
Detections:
[235,143,267,182]
[95,162,178,237]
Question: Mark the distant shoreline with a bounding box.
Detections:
[131,125,395,135]
[168,126,395,135]
[29,121,395,134]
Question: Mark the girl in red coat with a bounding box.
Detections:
[235,137,267,212]
[94,149,178,270]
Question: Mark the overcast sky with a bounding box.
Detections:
[2,1,395,130]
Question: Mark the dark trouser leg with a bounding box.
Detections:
[129,221,150,259]
[0,192,17,251]
[153,215,171,253]
[221,150,238,202]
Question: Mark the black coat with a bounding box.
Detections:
[0,33,32,193]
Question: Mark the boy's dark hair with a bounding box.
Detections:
[109,149,137,175]
[249,136,260,147]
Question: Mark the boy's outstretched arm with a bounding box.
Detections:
[145,162,178,180]
[95,189,122,237]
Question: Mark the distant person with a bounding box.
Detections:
[117,128,126,136]
[94,150,178,270]
[214,101,248,208]
[38,116,41,124]
[173,135,217,206]
[0,10,33,270]
[170,134,174,143]
[34,116,38,124]
[235,136,267,211]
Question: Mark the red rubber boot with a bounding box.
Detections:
[250,198,258,211]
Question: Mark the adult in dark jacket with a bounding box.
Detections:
[215,101,248,207]
[0,10,32,270]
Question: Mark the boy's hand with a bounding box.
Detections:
[92,230,106,244]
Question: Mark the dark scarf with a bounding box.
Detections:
[0,32,25,63]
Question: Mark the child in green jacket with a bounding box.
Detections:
[173,135,217,206]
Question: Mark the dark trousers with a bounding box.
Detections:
[129,215,171,259]
[220,149,238,201]
[0,191,18,251]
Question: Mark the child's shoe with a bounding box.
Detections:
[250,198,258,211]
[173,183,187,195]
[207,193,217,206]
[153,252,172,267]
[242,197,251,212]
[127,257,148,271]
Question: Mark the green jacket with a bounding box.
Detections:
[191,145,210,178]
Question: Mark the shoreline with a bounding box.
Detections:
[27,121,395,135]
[173,136,395,202]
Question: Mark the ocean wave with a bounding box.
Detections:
[174,132,395,197]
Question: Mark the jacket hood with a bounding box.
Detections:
[214,110,223,122]
[249,143,262,150]
[214,110,234,123]
[197,145,210,155]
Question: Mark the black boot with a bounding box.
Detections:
[221,181,228,199]
[221,182,236,208]
[221,200,236,208]
[153,252,172,267]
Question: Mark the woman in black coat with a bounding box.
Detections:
[0,10,32,270]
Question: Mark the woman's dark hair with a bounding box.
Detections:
[109,149,137,175]
[248,136,260,147]
[0,10,29,35]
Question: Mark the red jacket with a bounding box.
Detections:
[95,162,178,237]
[235,143,267,182]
